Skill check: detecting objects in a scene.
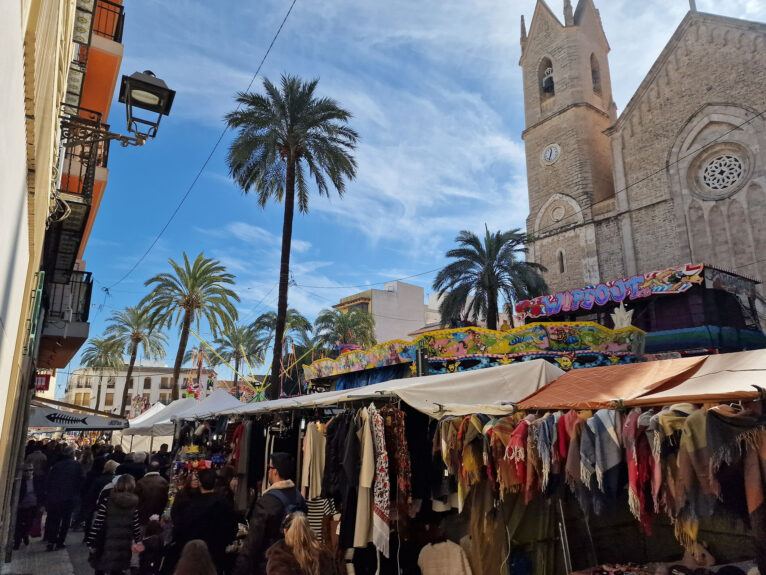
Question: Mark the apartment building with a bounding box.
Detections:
[63,361,218,415]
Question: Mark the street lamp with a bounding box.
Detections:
[61,69,175,148]
[118,70,175,141]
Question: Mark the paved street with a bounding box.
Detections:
[1,530,90,575]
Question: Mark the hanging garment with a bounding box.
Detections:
[340,413,360,550]
[557,409,579,461]
[418,540,473,575]
[306,496,336,542]
[353,408,375,548]
[537,413,559,494]
[380,405,412,526]
[707,403,766,575]
[507,416,533,496]
[623,408,655,533]
[490,414,523,497]
[322,414,347,506]
[657,404,697,518]
[368,403,390,557]
[524,417,544,504]
[566,418,592,514]
[301,422,326,500]
[677,408,718,521]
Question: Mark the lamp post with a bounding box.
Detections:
[62,70,175,148]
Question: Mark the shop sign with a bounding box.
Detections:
[515,264,704,320]
[34,373,51,391]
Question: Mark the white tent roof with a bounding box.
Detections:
[171,389,243,421]
[627,349,766,406]
[128,402,165,425]
[123,398,196,436]
[218,359,564,418]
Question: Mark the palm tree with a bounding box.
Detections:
[314,307,376,350]
[253,309,311,394]
[225,75,358,398]
[105,306,168,416]
[80,336,124,412]
[214,323,265,399]
[141,252,239,400]
[432,227,548,331]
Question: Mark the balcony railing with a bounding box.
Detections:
[45,271,93,323]
[93,0,125,43]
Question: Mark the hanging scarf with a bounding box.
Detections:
[380,406,411,529]
[584,410,623,515]
[458,415,486,512]
[566,418,593,515]
[368,403,390,557]
[492,414,523,496]
[525,417,543,504]
[538,413,559,493]
[677,408,718,519]
[558,409,580,460]
[657,404,697,518]
[624,408,655,533]
[507,416,534,494]
[647,408,667,513]
[707,404,764,470]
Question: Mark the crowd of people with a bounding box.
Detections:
[18,439,338,575]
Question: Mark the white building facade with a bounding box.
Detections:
[63,361,216,415]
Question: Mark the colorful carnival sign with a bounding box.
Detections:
[303,322,645,381]
[514,264,704,320]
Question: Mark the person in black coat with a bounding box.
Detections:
[174,469,237,574]
[82,459,119,534]
[234,453,306,575]
[116,451,147,481]
[44,446,84,550]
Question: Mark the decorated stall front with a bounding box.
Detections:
[514,263,766,355]
[303,322,646,388]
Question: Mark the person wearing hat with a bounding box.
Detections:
[13,464,38,549]
[44,445,84,551]
[82,459,119,535]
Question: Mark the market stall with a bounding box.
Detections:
[122,397,196,437]
[163,352,766,575]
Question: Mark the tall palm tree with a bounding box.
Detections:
[141,252,239,400]
[433,227,548,331]
[314,307,376,350]
[214,323,265,399]
[225,75,358,398]
[105,306,168,416]
[80,336,124,412]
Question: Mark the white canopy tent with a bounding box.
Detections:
[170,390,243,421]
[216,359,565,418]
[111,402,167,452]
[123,398,196,437]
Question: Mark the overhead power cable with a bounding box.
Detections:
[106,0,298,290]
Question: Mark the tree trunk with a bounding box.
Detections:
[95,374,103,411]
[487,288,499,331]
[172,310,192,401]
[120,343,139,416]
[268,156,296,399]
[234,355,240,400]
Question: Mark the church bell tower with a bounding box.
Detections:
[520,0,616,293]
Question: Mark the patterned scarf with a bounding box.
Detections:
[368,403,390,557]
[624,408,654,533]
[380,406,411,529]
[492,414,524,496]
[507,416,534,494]
[538,413,559,493]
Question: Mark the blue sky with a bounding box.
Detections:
[60,0,766,394]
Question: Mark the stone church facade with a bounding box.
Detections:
[520,0,766,304]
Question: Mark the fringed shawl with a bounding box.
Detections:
[368,403,390,557]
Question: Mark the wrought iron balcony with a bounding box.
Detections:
[93,0,125,43]
[44,271,93,323]
[37,271,93,369]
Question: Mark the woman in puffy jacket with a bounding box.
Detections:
[85,474,143,575]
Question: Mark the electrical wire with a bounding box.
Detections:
[105,0,298,290]
[294,267,442,289]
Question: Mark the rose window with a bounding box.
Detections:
[702,155,743,191]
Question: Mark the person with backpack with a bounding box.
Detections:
[234,453,306,575]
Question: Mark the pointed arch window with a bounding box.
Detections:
[590,54,601,94]
[557,250,566,274]
[539,57,555,101]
